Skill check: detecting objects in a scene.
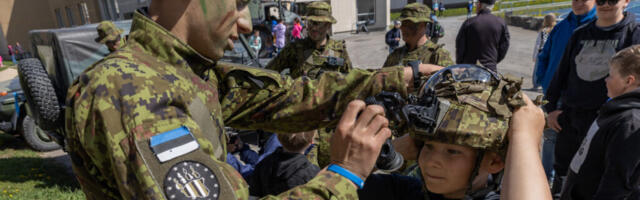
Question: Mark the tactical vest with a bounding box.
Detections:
[290,39,349,78]
[384,41,452,68]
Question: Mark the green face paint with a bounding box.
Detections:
[200,0,208,16]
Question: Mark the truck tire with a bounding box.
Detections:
[21,115,61,151]
[17,58,61,131]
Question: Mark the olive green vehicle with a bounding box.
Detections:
[17,20,264,148]
[17,21,132,146]
[0,77,58,151]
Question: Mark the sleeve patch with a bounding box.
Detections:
[151,126,200,162]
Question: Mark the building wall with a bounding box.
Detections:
[330,0,389,34]
[330,0,357,33]
[370,0,389,31]
[0,0,139,58]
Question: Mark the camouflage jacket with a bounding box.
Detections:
[382,41,454,67]
[265,37,352,78]
[65,12,408,200]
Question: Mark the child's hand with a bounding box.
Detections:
[508,94,545,145]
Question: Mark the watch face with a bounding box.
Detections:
[164,161,220,200]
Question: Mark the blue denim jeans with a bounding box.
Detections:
[542,128,557,182]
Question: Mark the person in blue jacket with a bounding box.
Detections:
[535,5,596,93]
[532,0,595,193]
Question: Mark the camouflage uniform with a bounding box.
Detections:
[95,21,125,45]
[266,37,352,78]
[65,11,409,200]
[383,3,453,68]
[265,2,352,167]
[266,2,351,79]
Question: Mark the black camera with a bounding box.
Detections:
[363,88,443,172]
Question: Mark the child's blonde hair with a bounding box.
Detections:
[610,44,640,77]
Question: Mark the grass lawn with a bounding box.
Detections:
[496,0,571,10]
[1,61,15,71]
[0,132,85,200]
[390,0,571,19]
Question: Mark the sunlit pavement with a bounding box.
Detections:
[335,14,543,98]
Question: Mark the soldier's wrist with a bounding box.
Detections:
[327,164,365,189]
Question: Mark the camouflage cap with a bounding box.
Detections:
[95,21,123,44]
[303,1,337,24]
[398,3,433,23]
[411,65,526,155]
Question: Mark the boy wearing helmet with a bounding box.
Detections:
[358,65,551,199]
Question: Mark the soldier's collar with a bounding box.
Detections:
[128,11,216,77]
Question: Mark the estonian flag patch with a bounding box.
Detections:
[150,126,200,162]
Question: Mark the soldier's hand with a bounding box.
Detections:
[509,94,545,145]
[330,100,392,180]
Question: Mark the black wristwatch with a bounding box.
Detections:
[407,60,421,89]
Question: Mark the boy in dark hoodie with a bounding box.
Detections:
[248,130,320,197]
[560,45,640,199]
[544,0,640,193]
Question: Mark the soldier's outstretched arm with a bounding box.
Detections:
[216,62,440,133]
[217,62,407,133]
[264,43,295,72]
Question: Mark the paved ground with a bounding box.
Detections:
[335,14,543,98]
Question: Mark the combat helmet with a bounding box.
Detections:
[410,64,525,155]
[303,1,337,24]
[397,3,433,23]
[409,64,526,199]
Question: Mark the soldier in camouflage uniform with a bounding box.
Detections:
[383,3,454,68]
[358,65,551,199]
[64,0,441,199]
[266,1,352,78]
[95,21,125,53]
[265,1,352,168]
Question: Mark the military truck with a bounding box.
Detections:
[17,20,266,148]
[16,21,133,146]
[0,77,59,151]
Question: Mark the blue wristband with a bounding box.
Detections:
[327,164,364,189]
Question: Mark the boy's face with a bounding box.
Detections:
[418,141,477,198]
[606,63,635,98]
[596,0,629,22]
[572,0,595,15]
[418,141,505,198]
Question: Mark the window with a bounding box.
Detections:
[66,7,75,26]
[357,0,376,25]
[55,8,65,27]
[78,4,86,24]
